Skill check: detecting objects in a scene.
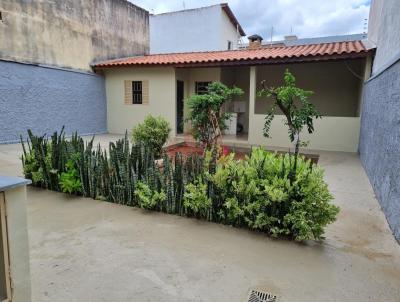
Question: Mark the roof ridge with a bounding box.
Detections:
[122,40,367,58]
[151,3,227,16]
[93,41,372,68]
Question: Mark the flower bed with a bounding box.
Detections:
[165,142,248,160]
[165,142,320,163]
[20,129,339,241]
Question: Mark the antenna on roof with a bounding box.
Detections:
[363,18,368,34]
[270,26,274,46]
[182,1,186,10]
[236,24,243,49]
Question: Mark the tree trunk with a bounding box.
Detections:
[292,132,300,181]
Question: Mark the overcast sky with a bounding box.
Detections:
[131,0,371,41]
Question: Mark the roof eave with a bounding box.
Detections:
[220,3,245,36]
[93,51,371,69]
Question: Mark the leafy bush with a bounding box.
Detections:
[131,115,171,158]
[183,177,212,219]
[21,129,339,241]
[212,148,339,240]
[59,156,82,194]
[134,181,166,210]
[258,70,321,181]
[186,82,243,150]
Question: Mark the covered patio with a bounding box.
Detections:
[175,57,369,153]
[95,40,373,153]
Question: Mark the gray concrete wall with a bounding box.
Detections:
[0,0,149,71]
[359,0,400,241]
[0,60,107,143]
[359,59,400,241]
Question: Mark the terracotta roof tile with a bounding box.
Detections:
[94,41,371,68]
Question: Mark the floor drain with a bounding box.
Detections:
[247,289,277,302]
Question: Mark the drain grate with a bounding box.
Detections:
[247,289,277,302]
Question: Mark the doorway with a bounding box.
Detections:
[176,80,184,134]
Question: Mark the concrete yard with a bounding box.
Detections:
[0,134,399,302]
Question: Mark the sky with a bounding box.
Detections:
[131,0,371,41]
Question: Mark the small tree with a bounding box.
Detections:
[187,82,243,151]
[258,70,321,177]
[131,115,171,158]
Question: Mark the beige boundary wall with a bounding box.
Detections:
[102,59,365,152]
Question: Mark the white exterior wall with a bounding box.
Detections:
[219,9,239,50]
[150,6,239,54]
[368,0,400,74]
[103,62,363,152]
[104,67,176,136]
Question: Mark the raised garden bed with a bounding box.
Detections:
[164,141,248,160]
[165,142,319,163]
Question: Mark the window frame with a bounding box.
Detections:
[195,81,211,95]
[132,81,143,104]
[227,40,232,50]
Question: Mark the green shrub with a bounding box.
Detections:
[186,82,243,150]
[134,181,166,210]
[59,156,82,194]
[212,148,339,240]
[183,177,212,219]
[21,129,339,242]
[131,115,171,158]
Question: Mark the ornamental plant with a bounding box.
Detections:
[186,82,243,151]
[211,148,339,240]
[21,128,339,241]
[183,177,212,220]
[59,156,82,194]
[258,70,321,180]
[134,181,166,210]
[131,115,171,158]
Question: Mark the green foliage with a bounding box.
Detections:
[21,128,338,242]
[131,115,171,158]
[59,156,82,194]
[186,82,243,150]
[183,177,212,219]
[257,70,321,182]
[258,70,320,142]
[134,181,166,210]
[212,148,339,240]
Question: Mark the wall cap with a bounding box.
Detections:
[0,175,31,192]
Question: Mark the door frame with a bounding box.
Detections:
[176,80,184,134]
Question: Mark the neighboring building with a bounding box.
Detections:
[0,0,149,71]
[359,0,400,240]
[94,39,373,153]
[0,0,149,143]
[150,3,245,54]
[241,33,368,48]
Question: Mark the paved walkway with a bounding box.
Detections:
[0,134,399,302]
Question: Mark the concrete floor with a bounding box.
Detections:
[1,134,399,302]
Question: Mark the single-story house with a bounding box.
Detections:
[93,38,374,152]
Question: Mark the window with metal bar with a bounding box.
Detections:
[132,81,142,104]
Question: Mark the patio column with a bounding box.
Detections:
[248,66,257,142]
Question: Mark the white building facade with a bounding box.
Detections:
[150,4,245,54]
